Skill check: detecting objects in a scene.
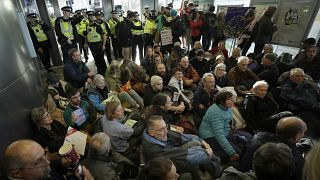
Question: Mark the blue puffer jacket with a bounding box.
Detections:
[199,104,235,156]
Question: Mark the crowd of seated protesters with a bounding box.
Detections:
[12,7,320,179]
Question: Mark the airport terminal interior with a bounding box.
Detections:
[1,0,320,179]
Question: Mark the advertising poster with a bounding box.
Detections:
[272,0,318,47]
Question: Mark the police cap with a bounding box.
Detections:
[86,11,94,16]
[134,11,140,16]
[27,13,37,18]
[111,10,117,14]
[75,10,82,14]
[61,6,72,13]
[95,11,104,17]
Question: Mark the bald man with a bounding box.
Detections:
[238,117,307,180]
[3,139,94,180]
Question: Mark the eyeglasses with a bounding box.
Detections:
[9,155,49,171]
[149,124,169,133]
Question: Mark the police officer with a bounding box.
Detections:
[27,13,52,71]
[55,6,78,63]
[131,11,144,62]
[143,10,157,53]
[84,11,107,75]
[75,10,89,62]
[108,10,122,59]
[95,11,112,64]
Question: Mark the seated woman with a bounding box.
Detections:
[87,74,109,113]
[199,91,251,162]
[32,107,67,152]
[31,107,69,174]
[208,54,225,72]
[106,62,143,109]
[213,63,229,87]
[241,80,292,133]
[145,93,180,125]
[100,101,140,164]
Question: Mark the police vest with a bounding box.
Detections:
[108,19,118,36]
[59,19,74,40]
[163,16,172,30]
[98,21,108,36]
[76,18,89,36]
[131,21,143,36]
[144,19,156,35]
[86,25,101,43]
[31,24,48,42]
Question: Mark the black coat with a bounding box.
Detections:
[241,94,279,132]
[238,132,304,180]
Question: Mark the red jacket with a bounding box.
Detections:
[189,19,203,37]
[209,47,229,59]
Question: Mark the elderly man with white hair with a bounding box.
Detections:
[83,132,137,180]
[280,68,320,138]
[241,80,292,133]
[227,56,260,96]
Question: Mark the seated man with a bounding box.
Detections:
[238,117,307,180]
[219,142,295,180]
[168,67,192,106]
[209,40,229,59]
[141,46,155,75]
[64,88,97,135]
[83,132,137,179]
[241,80,292,133]
[190,49,209,77]
[64,48,94,89]
[144,75,186,112]
[256,53,280,89]
[144,75,164,107]
[154,62,171,86]
[188,41,202,60]
[254,44,273,67]
[291,38,316,65]
[280,68,320,138]
[193,73,219,127]
[228,56,260,96]
[179,56,200,92]
[3,139,94,180]
[293,45,320,83]
[142,115,222,179]
[46,72,72,109]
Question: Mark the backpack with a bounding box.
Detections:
[175,117,197,135]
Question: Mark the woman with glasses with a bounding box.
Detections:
[31,107,67,153]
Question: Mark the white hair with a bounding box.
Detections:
[91,132,111,155]
[202,72,215,84]
[264,44,274,50]
[237,56,249,64]
[213,63,226,75]
[253,80,269,90]
[290,68,305,77]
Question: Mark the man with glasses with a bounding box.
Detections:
[142,115,222,179]
[3,140,94,180]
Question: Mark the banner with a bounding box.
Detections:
[272,0,318,47]
[224,7,256,38]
